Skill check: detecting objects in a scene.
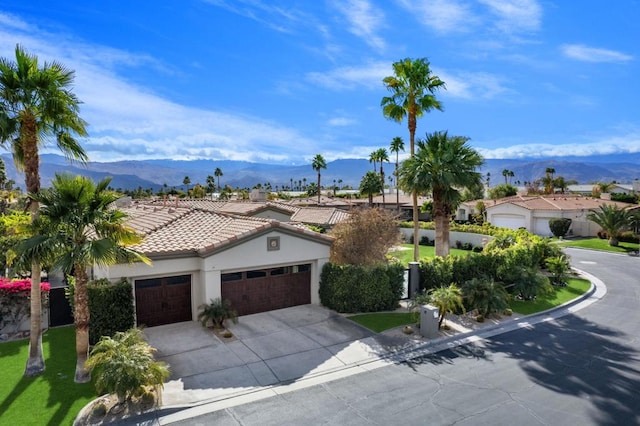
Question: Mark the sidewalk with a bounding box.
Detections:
[109,269,605,425]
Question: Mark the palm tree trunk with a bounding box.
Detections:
[380,169,385,205]
[74,265,91,383]
[409,113,419,262]
[317,172,321,205]
[24,261,44,376]
[22,112,45,377]
[434,197,451,257]
[395,157,400,212]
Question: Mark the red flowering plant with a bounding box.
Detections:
[0,278,50,333]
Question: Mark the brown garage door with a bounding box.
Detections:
[221,264,311,316]
[135,275,192,327]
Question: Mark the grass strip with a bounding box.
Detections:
[348,312,416,333]
[510,277,591,315]
[558,238,638,254]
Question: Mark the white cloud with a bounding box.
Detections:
[305,61,391,90]
[561,44,633,63]
[331,0,386,51]
[478,133,640,159]
[396,0,475,34]
[436,69,509,99]
[327,117,357,127]
[479,0,542,33]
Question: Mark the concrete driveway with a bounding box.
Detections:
[144,305,407,406]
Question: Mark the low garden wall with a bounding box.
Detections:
[399,228,492,248]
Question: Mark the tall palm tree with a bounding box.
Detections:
[587,204,630,246]
[359,171,382,206]
[543,167,556,194]
[18,174,150,382]
[214,167,223,191]
[399,131,484,257]
[382,57,445,261]
[502,169,510,185]
[389,136,405,212]
[311,154,327,205]
[183,176,191,194]
[374,148,389,204]
[0,45,88,377]
[368,151,378,171]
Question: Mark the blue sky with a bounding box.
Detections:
[1,1,638,165]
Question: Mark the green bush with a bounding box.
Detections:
[319,262,404,313]
[462,277,509,316]
[618,231,639,244]
[610,193,638,204]
[548,218,572,238]
[197,298,238,329]
[88,279,135,345]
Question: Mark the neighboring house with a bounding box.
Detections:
[147,198,350,230]
[93,204,333,327]
[568,183,635,195]
[347,193,432,221]
[483,194,634,237]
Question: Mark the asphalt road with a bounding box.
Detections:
[171,248,640,426]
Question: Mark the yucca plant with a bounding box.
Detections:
[197,298,238,329]
[85,328,169,404]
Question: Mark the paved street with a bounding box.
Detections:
[167,248,640,426]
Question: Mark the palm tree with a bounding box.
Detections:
[0,45,88,377]
[206,175,215,198]
[311,154,327,205]
[368,151,378,171]
[428,284,464,328]
[18,174,150,382]
[502,169,510,185]
[587,204,630,246]
[389,136,405,212]
[373,148,389,205]
[543,167,556,194]
[382,57,445,261]
[183,176,191,194]
[214,167,223,191]
[399,131,484,257]
[359,171,383,206]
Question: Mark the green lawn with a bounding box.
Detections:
[558,238,639,254]
[348,312,416,332]
[389,244,472,265]
[510,277,591,315]
[0,326,96,426]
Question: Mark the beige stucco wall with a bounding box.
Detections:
[94,230,331,321]
[399,228,493,247]
[486,203,597,237]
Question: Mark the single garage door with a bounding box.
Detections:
[491,215,526,231]
[221,264,311,316]
[135,275,192,327]
[533,218,553,236]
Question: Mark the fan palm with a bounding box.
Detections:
[359,171,383,206]
[17,174,150,382]
[382,57,445,261]
[0,45,88,377]
[389,136,405,212]
[373,148,389,204]
[311,154,327,205]
[214,167,223,191]
[399,131,484,257]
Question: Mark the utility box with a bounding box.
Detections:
[419,304,439,339]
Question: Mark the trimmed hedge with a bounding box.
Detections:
[319,263,404,313]
[87,278,135,345]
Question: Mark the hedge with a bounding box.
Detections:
[87,278,135,345]
[319,262,404,313]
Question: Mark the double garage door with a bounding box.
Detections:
[222,264,311,316]
[135,275,192,327]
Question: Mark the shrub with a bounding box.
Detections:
[87,279,135,345]
[420,235,431,246]
[86,328,170,404]
[611,193,638,204]
[197,298,238,329]
[548,218,572,238]
[618,231,639,244]
[545,255,571,286]
[462,277,509,317]
[319,262,404,313]
[508,266,552,301]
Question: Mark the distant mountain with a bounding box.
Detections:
[1,153,639,191]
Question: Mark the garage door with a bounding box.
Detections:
[221,264,311,316]
[534,218,553,236]
[491,215,526,230]
[135,275,192,327]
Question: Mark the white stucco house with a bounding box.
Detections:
[93,204,333,327]
[482,195,634,237]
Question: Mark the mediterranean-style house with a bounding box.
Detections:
[92,203,335,328]
[458,194,635,237]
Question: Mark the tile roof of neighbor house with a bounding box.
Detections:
[486,194,634,211]
[121,205,333,257]
[146,198,350,226]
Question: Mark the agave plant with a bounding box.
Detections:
[85,328,169,404]
[197,298,238,329]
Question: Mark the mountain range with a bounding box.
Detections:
[2,153,639,192]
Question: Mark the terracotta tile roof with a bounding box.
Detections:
[120,205,332,257]
[487,194,633,211]
[290,207,351,226]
